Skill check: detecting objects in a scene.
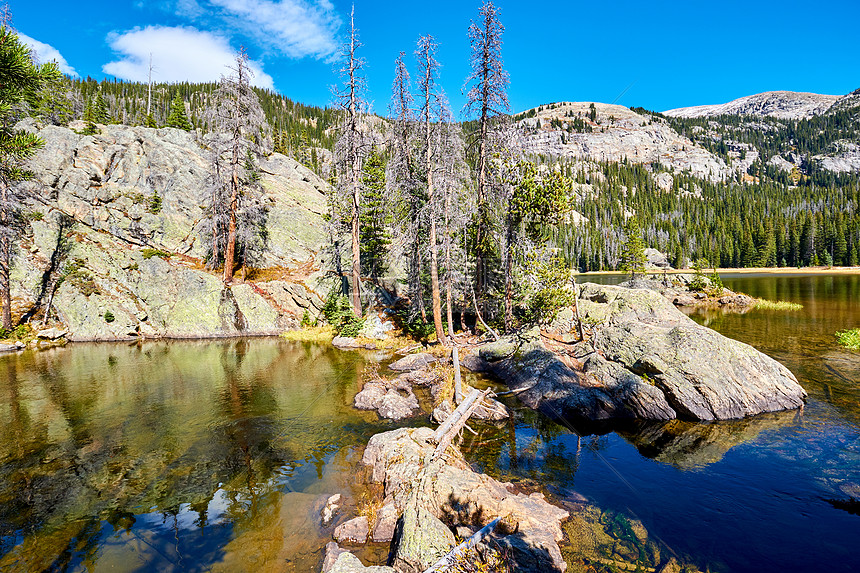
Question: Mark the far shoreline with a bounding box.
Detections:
[576,266,860,276]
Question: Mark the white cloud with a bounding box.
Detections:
[18,33,78,76]
[206,0,341,59]
[103,26,274,89]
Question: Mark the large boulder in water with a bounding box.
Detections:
[479,283,806,422]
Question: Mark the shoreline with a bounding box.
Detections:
[576,266,860,276]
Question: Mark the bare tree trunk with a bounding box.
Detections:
[444,176,455,338]
[0,184,11,330]
[222,145,240,283]
[0,234,10,330]
[351,171,361,314]
[503,219,514,332]
[426,115,444,344]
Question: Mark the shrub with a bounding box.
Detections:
[148,191,162,214]
[300,309,313,327]
[688,258,709,292]
[103,310,115,323]
[321,290,364,336]
[142,248,171,260]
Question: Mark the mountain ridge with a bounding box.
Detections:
[662,90,841,119]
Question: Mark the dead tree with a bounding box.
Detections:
[416,35,447,344]
[464,0,510,296]
[436,97,469,337]
[333,5,368,315]
[388,51,426,320]
[205,48,270,283]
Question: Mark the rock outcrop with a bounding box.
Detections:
[479,283,806,423]
[663,91,840,120]
[361,427,570,572]
[14,121,331,340]
[517,102,731,181]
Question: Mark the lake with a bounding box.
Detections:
[1,273,858,572]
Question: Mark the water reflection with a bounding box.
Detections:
[0,340,378,572]
[619,411,800,470]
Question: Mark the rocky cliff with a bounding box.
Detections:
[663,91,840,119]
[517,102,731,181]
[13,120,331,341]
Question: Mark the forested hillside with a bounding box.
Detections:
[25,77,860,276]
[37,76,338,175]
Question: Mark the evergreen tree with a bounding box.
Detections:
[619,216,647,279]
[165,94,193,131]
[359,147,389,279]
[0,23,62,328]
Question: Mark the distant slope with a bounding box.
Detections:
[515,102,731,181]
[663,91,840,120]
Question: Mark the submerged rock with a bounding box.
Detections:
[334,516,369,545]
[329,551,396,573]
[480,283,806,422]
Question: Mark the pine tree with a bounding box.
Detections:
[359,147,389,279]
[619,216,647,279]
[0,23,62,328]
[166,94,193,131]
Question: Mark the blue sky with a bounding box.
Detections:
[11,0,860,116]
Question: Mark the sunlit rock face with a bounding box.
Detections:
[480,283,807,423]
[14,120,331,340]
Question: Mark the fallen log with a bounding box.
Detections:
[421,517,502,573]
[432,388,492,461]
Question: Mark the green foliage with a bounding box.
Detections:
[67,260,99,296]
[510,162,572,240]
[753,298,803,311]
[359,147,391,277]
[688,258,709,292]
[103,310,115,323]
[165,94,193,131]
[83,91,111,124]
[141,248,171,260]
[520,252,574,323]
[0,25,61,185]
[835,328,860,350]
[394,309,436,341]
[300,309,314,327]
[148,191,162,214]
[75,122,99,136]
[553,159,859,272]
[321,290,364,336]
[619,216,647,278]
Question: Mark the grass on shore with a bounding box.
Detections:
[753,298,803,311]
[280,325,335,343]
[836,328,860,350]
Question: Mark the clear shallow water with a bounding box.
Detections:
[461,273,860,572]
[1,274,859,572]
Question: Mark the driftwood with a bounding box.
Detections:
[452,346,463,404]
[421,517,502,573]
[432,388,492,461]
